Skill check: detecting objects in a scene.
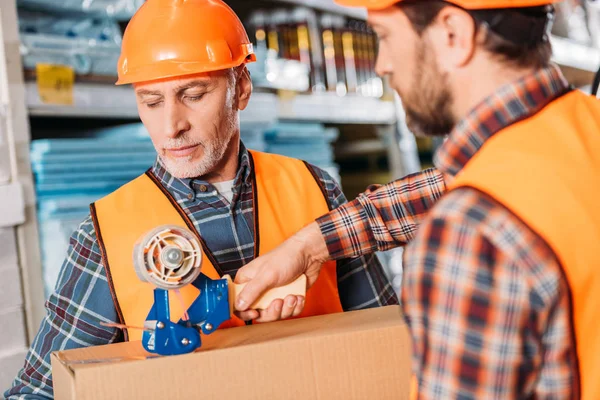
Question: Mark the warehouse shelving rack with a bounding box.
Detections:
[2,0,600,347]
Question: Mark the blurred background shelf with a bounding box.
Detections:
[267,0,367,20]
[277,92,396,124]
[25,82,280,124]
[26,82,137,119]
[16,0,144,20]
[551,35,600,73]
[25,82,397,125]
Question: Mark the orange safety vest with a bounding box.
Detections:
[446,89,600,399]
[90,150,343,342]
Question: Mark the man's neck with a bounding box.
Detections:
[452,62,538,123]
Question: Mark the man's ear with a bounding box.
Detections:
[236,65,253,111]
[430,7,477,70]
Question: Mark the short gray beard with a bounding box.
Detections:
[159,129,234,179]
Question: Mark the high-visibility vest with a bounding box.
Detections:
[91,150,343,342]
[447,89,600,399]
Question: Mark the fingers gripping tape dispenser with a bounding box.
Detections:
[128,225,306,356]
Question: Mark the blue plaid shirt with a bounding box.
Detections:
[4,143,398,399]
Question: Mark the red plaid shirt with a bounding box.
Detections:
[317,65,578,398]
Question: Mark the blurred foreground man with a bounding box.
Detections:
[235,0,600,398]
[4,0,454,398]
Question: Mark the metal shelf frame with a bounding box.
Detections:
[25,82,280,125]
[1,1,45,343]
[266,0,367,20]
[266,0,600,76]
[551,35,600,73]
[25,82,398,125]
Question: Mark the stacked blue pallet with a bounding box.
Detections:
[240,123,268,153]
[18,4,131,77]
[18,0,143,20]
[31,124,156,295]
[264,122,341,184]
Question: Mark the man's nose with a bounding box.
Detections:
[164,101,191,138]
[374,49,391,78]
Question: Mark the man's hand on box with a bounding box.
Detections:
[236,294,306,322]
[233,222,330,322]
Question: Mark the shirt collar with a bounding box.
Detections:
[151,141,253,199]
[434,64,570,178]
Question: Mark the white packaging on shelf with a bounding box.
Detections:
[18,10,123,45]
[17,0,144,20]
[21,34,121,76]
[18,10,123,76]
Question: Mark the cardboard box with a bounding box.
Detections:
[51,306,411,400]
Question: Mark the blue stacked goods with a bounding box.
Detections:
[17,0,143,20]
[31,124,156,295]
[264,122,341,184]
[240,123,268,153]
[19,10,123,76]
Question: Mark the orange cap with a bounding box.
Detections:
[335,0,556,10]
[116,0,256,85]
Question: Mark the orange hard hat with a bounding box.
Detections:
[116,0,256,85]
[335,0,557,10]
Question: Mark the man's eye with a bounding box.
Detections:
[146,101,162,108]
[186,94,205,102]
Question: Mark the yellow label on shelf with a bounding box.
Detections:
[297,25,310,51]
[36,64,74,105]
[256,29,266,42]
[322,30,335,58]
[277,89,297,101]
[342,32,355,58]
[268,31,279,53]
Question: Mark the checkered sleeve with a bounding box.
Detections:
[317,168,446,260]
[402,189,576,398]
[3,217,121,399]
[306,164,398,310]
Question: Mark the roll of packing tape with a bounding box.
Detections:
[133,225,202,290]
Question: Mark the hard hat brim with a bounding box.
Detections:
[335,0,398,10]
[334,0,556,10]
[115,54,256,86]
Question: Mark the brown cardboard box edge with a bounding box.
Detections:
[51,305,411,400]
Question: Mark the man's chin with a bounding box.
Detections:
[162,159,208,179]
[405,110,454,138]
